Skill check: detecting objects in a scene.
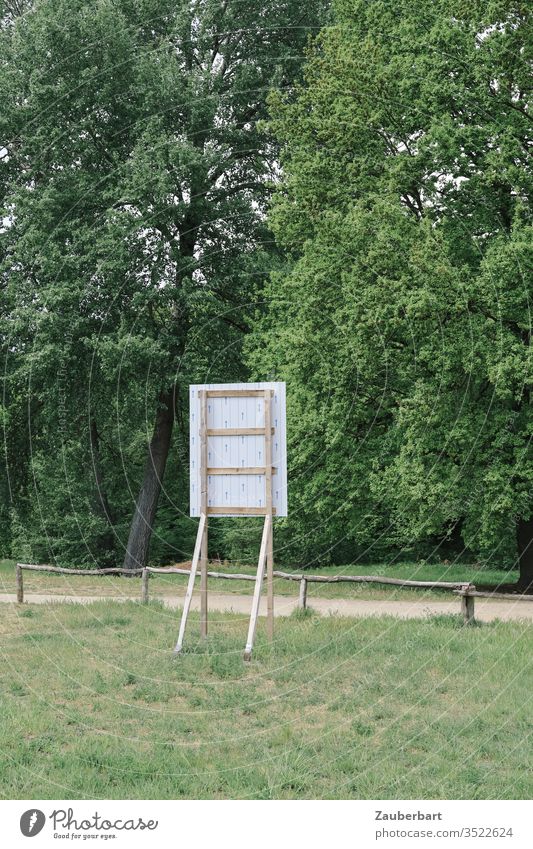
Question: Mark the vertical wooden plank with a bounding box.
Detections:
[141,568,149,603]
[298,577,307,610]
[200,390,208,639]
[174,513,206,653]
[244,514,271,661]
[190,385,198,516]
[264,389,274,641]
[16,564,23,604]
[271,382,287,517]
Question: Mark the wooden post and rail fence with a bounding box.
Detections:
[13,562,533,626]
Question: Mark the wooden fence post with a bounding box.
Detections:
[461,586,475,625]
[16,564,23,604]
[141,568,149,604]
[298,577,308,610]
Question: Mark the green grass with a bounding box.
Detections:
[0,558,518,603]
[0,599,531,799]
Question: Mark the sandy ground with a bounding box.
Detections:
[1,591,533,622]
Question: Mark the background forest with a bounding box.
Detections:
[1,0,531,585]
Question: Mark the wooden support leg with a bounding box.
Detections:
[200,516,208,639]
[243,514,271,661]
[263,387,274,641]
[266,517,274,641]
[174,513,206,654]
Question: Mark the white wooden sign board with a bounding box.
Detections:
[189,382,287,517]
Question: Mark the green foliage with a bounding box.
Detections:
[250,0,532,568]
[0,0,324,565]
[2,0,530,574]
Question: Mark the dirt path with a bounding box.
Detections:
[1,591,533,622]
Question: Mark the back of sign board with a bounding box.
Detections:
[189,382,287,517]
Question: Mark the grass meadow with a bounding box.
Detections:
[0,597,532,799]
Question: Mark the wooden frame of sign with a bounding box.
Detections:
[174,382,287,660]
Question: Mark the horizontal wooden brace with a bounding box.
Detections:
[206,427,275,436]
[207,466,277,475]
[207,506,277,515]
[203,389,274,398]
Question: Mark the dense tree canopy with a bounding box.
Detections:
[2,0,531,586]
[0,0,325,567]
[250,0,532,580]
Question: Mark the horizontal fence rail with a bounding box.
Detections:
[13,562,533,624]
[16,564,144,575]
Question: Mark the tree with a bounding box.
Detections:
[252,0,532,580]
[0,0,325,567]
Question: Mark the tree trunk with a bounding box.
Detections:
[122,387,176,571]
[516,516,533,591]
[90,418,116,563]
